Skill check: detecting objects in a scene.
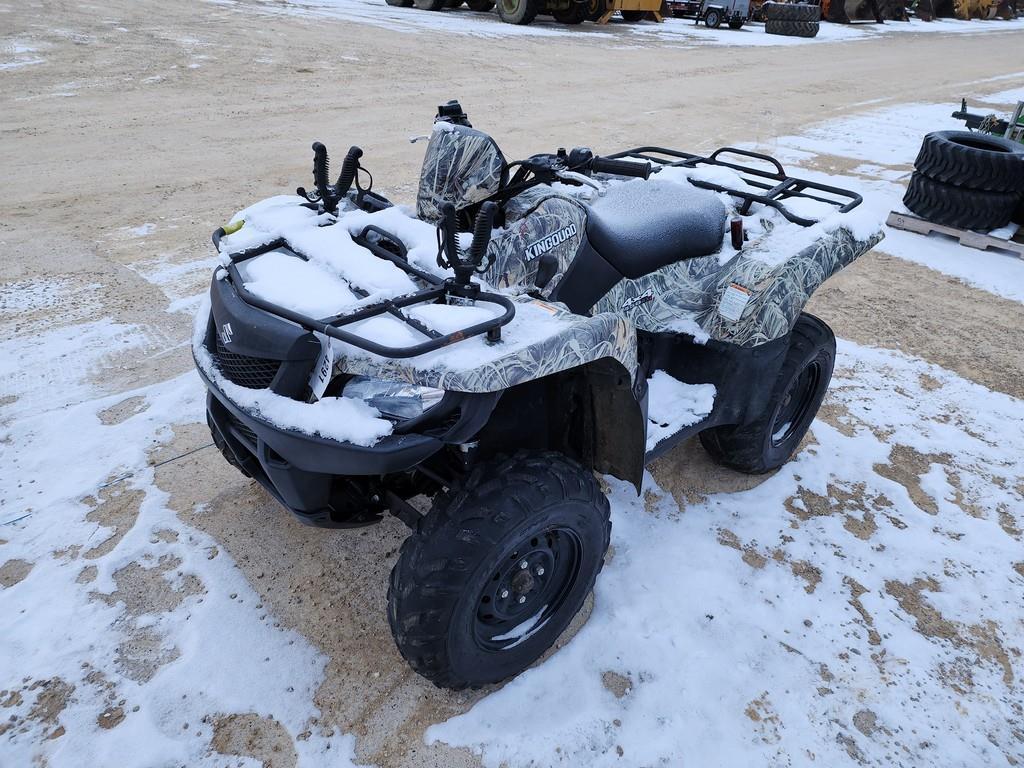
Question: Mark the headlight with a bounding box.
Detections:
[342,376,445,421]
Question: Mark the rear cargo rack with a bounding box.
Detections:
[605,146,863,227]
[212,225,516,359]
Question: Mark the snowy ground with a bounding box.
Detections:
[3,3,1024,765]
[230,0,1024,46]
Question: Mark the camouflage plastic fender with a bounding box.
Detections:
[334,298,638,393]
[594,225,883,347]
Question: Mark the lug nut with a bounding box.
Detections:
[518,596,527,604]
[500,589,509,599]
[520,560,528,570]
[536,566,545,576]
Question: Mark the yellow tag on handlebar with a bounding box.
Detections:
[222,219,245,236]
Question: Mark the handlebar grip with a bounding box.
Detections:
[467,202,497,267]
[437,202,460,270]
[311,142,331,198]
[591,156,651,179]
[336,145,364,195]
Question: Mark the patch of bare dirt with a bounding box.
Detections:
[601,671,633,699]
[211,713,298,768]
[885,577,1014,686]
[0,677,74,740]
[873,445,946,516]
[83,485,145,559]
[844,577,882,647]
[97,395,149,425]
[0,558,33,588]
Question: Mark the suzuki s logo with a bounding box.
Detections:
[525,223,578,262]
[220,322,234,345]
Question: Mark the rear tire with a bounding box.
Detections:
[413,0,447,9]
[699,313,834,474]
[705,8,723,26]
[764,18,820,35]
[728,18,745,27]
[913,131,1024,194]
[497,0,540,23]
[388,452,611,689]
[903,171,1018,231]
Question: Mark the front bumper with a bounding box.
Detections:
[196,273,496,527]
[202,367,442,527]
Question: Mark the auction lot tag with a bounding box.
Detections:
[309,335,334,401]
[719,283,752,322]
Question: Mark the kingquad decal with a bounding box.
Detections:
[220,322,234,345]
[621,289,654,312]
[525,223,578,262]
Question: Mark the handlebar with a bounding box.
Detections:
[590,156,651,179]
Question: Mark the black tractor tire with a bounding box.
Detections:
[496,0,540,22]
[903,172,1018,231]
[763,1,821,20]
[388,452,611,689]
[553,1,589,22]
[467,0,496,8]
[620,9,646,20]
[705,8,723,26]
[700,313,834,474]
[728,17,745,27]
[1014,198,1024,226]
[445,0,465,6]
[764,18,820,35]
[588,0,609,19]
[207,413,251,478]
[413,0,447,9]
[386,0,416,6]
[912,131,1024,194]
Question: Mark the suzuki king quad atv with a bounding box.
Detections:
[194,100,882,689]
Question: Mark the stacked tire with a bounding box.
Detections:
[763,1,820,37]
[903,131,1024,232]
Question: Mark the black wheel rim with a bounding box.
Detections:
[771,361,821,447]
[473,526,583,652]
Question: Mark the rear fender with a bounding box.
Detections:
[701,226,883,347]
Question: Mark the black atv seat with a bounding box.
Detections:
[585,179,728,279]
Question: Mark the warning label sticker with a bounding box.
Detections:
[719,283,752,322]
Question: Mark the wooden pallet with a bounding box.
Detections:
[886,211,1024,260]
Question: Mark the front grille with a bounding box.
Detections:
[213,336,281,390]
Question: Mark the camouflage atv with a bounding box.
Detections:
[194,100,882,689]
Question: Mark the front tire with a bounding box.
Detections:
[388,452,611,689]
[413,0,447,9]
[699,313,835,474]
[496,0,540,23]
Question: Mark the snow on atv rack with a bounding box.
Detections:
[212,221,517,359]
[607,146,864,227]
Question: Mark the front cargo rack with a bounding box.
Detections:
[605,146,863,227]
[212,225,516,359]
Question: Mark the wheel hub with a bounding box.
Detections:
[474,528,582,650]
